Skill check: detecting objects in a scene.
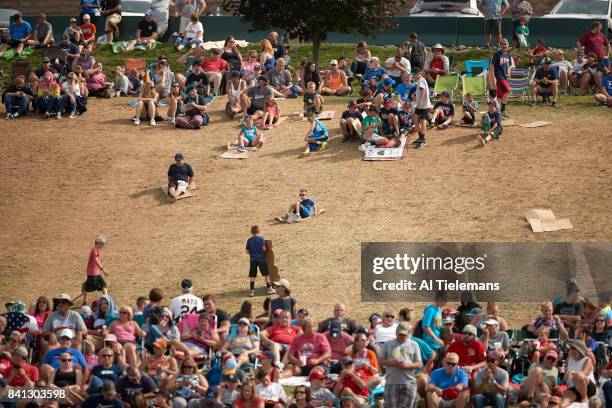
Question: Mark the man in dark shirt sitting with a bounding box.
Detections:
[530,58,559,108]
[185,60,210,98]
[126,9,158,51]
[269,31,289,65]
[82,381,124,408]
[167,153,195,201]
[4,76,34,119]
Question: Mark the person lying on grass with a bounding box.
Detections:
[430,91,455,129]
[237,116,264,152]
[280,189,320,222]
[479,101,503,147]
[299,112,329,158]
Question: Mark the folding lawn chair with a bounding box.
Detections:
[43,46,69,77]
[461,74,487,103]
[227,323,261,376]
[463,59,490,77]
[507,68,530,102]
[11,60,31,84]
[125,57,146,71]
[433,74,458,100]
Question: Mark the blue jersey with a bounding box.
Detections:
[429,366,469,389]
[604,75,612,96]
[396,82,417,102]
[241,126,257,142]
[311,120,328,138]
[490,50,511,81]
[9,21,32,41]
[299,198,316,218]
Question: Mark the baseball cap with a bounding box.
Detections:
[80,305,93,316]
[396,321,411,335]
[82,14,91,20]
[59,328,75,339]
[487,100,497,106]
[104,333,117,343]
[339,356,354,366]
[383,77,396,86]
[223,356,238,375]
[144,9,154,16]
[330,59,338,66]
[153,337,169,350]
[273,308,283,317]
[258,75,269,82]
[576,49,585,56]
[440,91,450,98]
[308,369,326,381]
[273,278,290,289]
[238,317,250,326]
[101,381,116,393]
[175,153,184,160]
[13,346,28,358]
[544,350,558,360]
[13,12,21,19]
[329,319,342,338]
[347,100,357,108]
[462,324,477,336]
[486,350,503,362]
[383,97,393,106]
[483,316,499,326]
[180,278,193,290]
[500,39,509,47]
[95,235,106,245]
[442,315,455,324]
[442,308,458,316]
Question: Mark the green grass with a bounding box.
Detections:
[0,42,597,110]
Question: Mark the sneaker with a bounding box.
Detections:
[281,213,289,221]
[249,290,255,297]
[69,112,77,119]
[131,116,137,122]
[12,112,19,119]
[479,134,487,147]
[237,146,247,153]
[274,361,285,370]
[411,138,422,146]
[44,112,51,119]
[170,119,176,127]
[298,152,310,158]
[529,99,537,107]
[256,141,264,148]
[358,143,367,152]
[56,112,62,119]
[416,140,427,149]
[5,113,12,120]
[319,141,328,151]
[164,115,172,121]
[134,118,140,126]
[551,101,557,109]
[149,119,156,126]
[266,286,275,295]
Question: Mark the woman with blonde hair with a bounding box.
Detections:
[351,41,371,76]
[169,357,209,408]
[260,39,276,72]
[233,380,264,408]
[134,81,159,126]
[107,305,144,366]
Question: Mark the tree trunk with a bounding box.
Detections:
[312,27,322,66]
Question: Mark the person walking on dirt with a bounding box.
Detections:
[246,225,275,297]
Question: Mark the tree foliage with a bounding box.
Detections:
[221,0,406,63]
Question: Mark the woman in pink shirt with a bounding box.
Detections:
[86,62,112,98]
[29,296,52,330]
[108,305,143,366]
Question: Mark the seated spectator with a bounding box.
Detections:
[221,36,243,73]
[133,81,158,126]
[6,13,32,57]
[340,100,363,142]
[169,358,209,407]
[107,306,143,366]
[528,39,549,66]
[424,44,450,85]
[115,365,158,404]
[40,329,88,383]
[269,31,289,66]
[111,65,128,97]
[256,369,288,407]
[175,85,208,129]
[243,50,263,86]
[127,68,143,96]
[186,60,211,97]
[82,381,123,408]
[57,33,81,72]
[176,13,203,52]
[60,71,84,119]
[591,314,610,342]
[300,61,321,91]
[571,50,587,90]
[166,81,184,125]
[180,311,220,356]
[430,91,455,129]
[551,50,573,93]
[80,14,96,52]
[321,60,351,96]
[289,385,312,408]
[27,13,54,48]
[234,380,264,408]
[580,52,605,95]
[397,100,415,136]
[126,10,158,51]
[90,347,125,390]
[308,370,336,406]
[472,350,508,408]
[260,39,276,72]
[216,373,241,407]
[385,48,411,84]
[268,58,297,98]
[364,57,386,82]
[287,317,331,376]
[553,284,584,329]
[303,82,324,115]
[527,301,568,339]
[518,349,559,407]
[3,346,38,388]
[372,308,398,346]
[325,320,353,374]
[333,357,369,405]
[318,303,360,335]
[36,71,61,118]
[76,49,96,75]
[395,72,415,105]
[87,62,113,98]
[379,98,401,137]
[260,309,300,369]
[405,32,427,71]
[355,88,374,111]
[51,351,83,392]
[3,76,34,119]
[226,70,247,117]
[154,58,175,99]
[350,332,382,389]
[30,56,59,89]
[63,17,83,45]
[447,325,486,375]
[426,352,469,408]
[480,318,509,357]
[225,317,260,367]
[351,41,371,76]
[299,112,329,157]
[460,92,479,126]
[203,48,230,96]
[529,58,559,108]
[337,57,354,84]
[261,96,280,130]
[561,340,596,407]
[478,100,503,147]
[373,77,395,107]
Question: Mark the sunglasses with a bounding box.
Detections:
[446,362,457,366]
[296,390,306,394]
[119,311,129,314]
[299,194,307,197]
[101,354,113,357]
[160,315,170,319]
[62,359,72,362]
[385,314,395,318]
[486,358,497,363]
[172,85,180,88]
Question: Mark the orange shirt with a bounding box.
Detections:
[81,23,96,41]
[202,57,229,73]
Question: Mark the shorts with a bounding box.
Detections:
[244,135,255,146]
[461,114,475,124]
[84,275,107,292]
[485,127,502,140]
[169,179,189,193]
[249,260,269,277]
[485,19,502,36]
[299,205,314,219]
[569,381,596,402]
[496,80,510,99]
[415,108,430,120]
[7,39,20,47]
[307,133,328,151]
[371,133,386,143]
[247,104,260,115]
[105,13,122,32]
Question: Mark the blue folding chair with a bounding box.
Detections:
[227,323,261,375]
[464,59,490,77]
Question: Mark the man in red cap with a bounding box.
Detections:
[472,350,508,408]
[518,349,559,406]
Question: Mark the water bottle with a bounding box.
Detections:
[216,6,221,16]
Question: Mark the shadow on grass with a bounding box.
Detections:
[129,186,173,205]
[441,133,479,146]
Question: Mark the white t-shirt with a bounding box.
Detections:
[552,60,573,73]
[255,383,287,402]
[170,293,203,322]
[375,323,398,343]
[415,77,431,110]
[185,21,203,39]
[385,57,412,78]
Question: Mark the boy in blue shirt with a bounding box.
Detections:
[236,116,264,152]
[594,70,612,107]
[299,112,328,158]
[479,101,503,147]
[245,225,274,297]
[281,189,320,222]
[8,13,32,57]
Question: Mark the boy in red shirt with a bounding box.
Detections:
[529,39,549,65]
[78,235,110,306]
[79,14,97,52]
